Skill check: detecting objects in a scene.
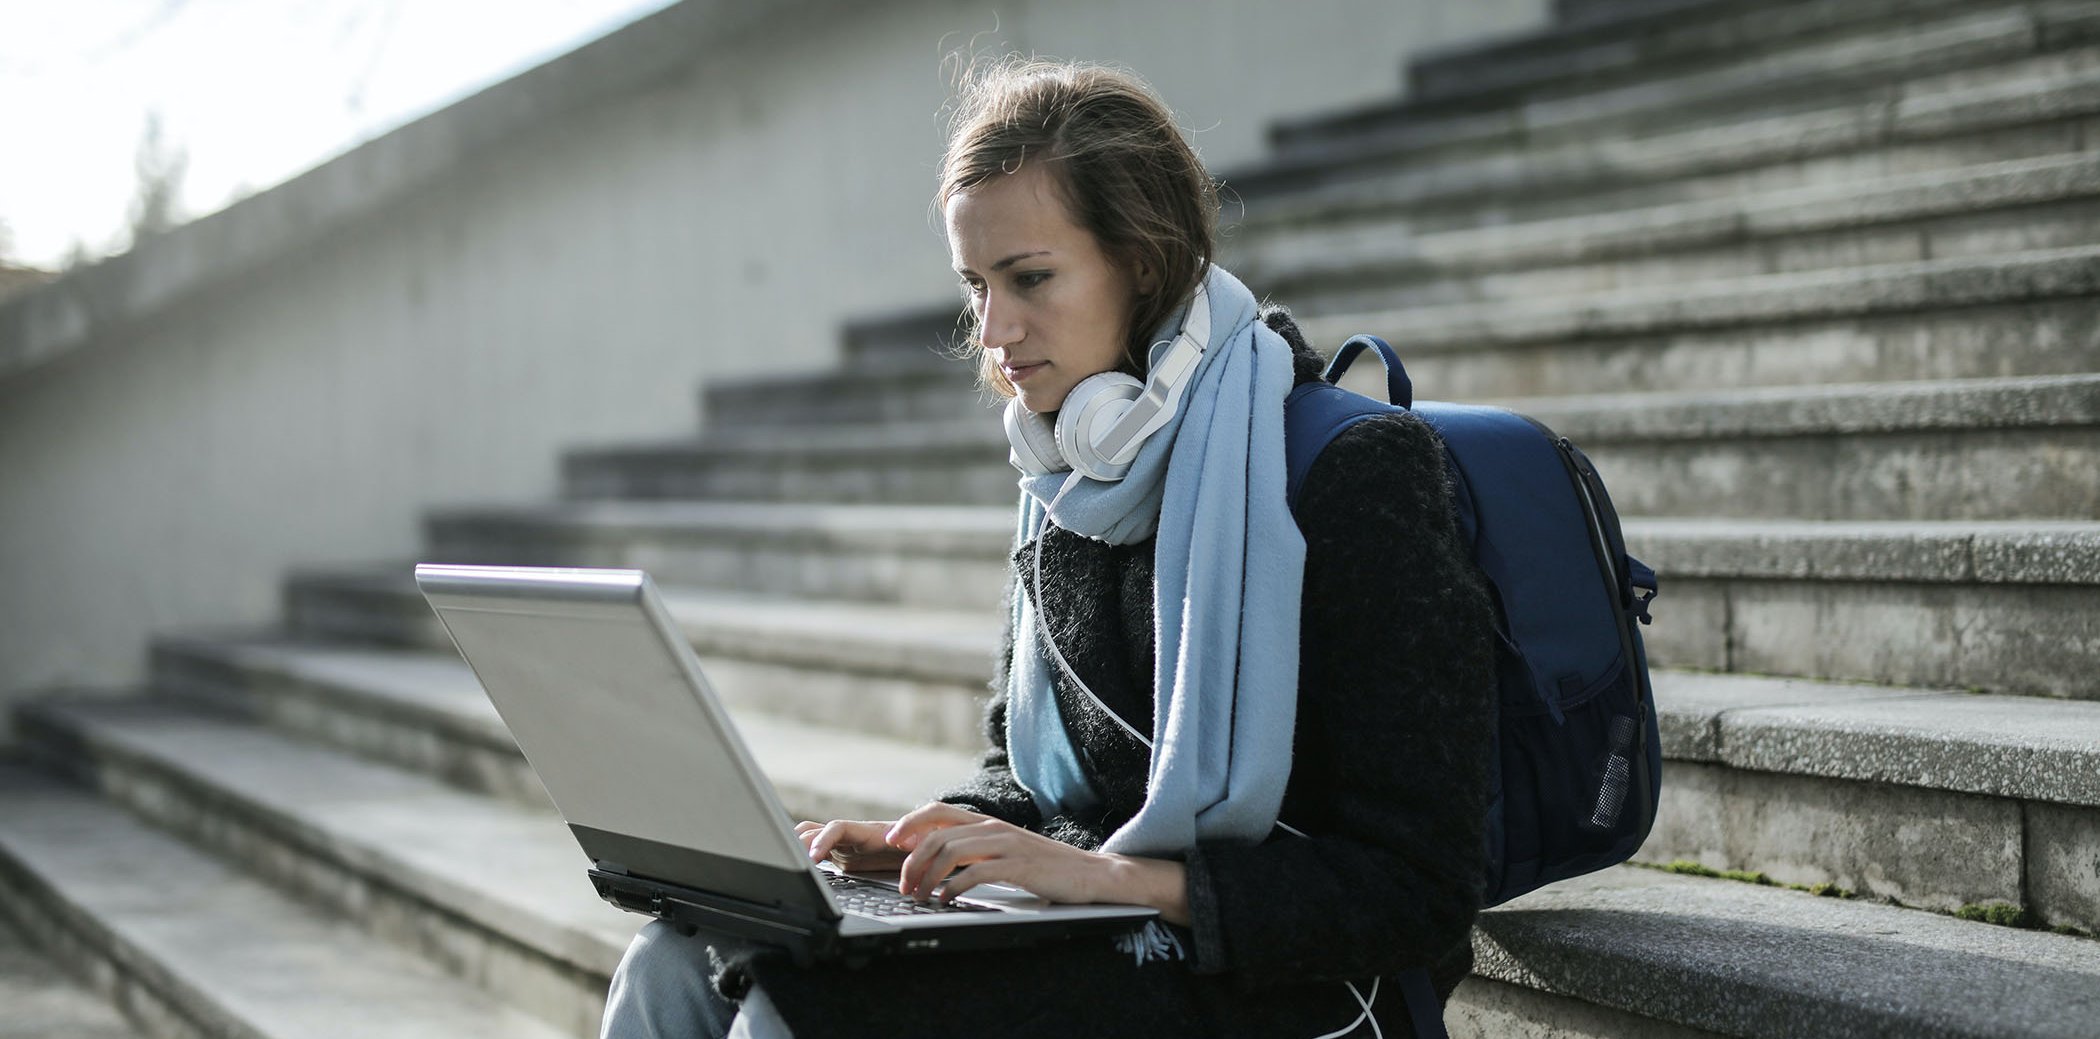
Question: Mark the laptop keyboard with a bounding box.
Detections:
[824,873,995,917]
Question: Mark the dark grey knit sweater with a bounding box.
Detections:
[729,307,1500,1038]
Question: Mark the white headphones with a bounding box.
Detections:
[1002,278,1212,482]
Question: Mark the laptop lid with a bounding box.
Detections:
[413,563,838,919]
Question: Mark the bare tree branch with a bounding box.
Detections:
[128,110,189,242]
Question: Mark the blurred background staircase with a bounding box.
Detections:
[4,0,2098,1034]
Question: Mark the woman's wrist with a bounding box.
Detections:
[1101,853,1191,926]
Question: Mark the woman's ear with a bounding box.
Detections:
[1133,256,1160,297]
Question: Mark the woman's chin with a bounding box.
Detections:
[1015,388,1069,415]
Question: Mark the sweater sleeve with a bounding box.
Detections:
[1181,412,1498,986]
[932,570,1045,829]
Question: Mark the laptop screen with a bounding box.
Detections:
[415,565,810,874]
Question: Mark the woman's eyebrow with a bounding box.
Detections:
[954,250,1052,276]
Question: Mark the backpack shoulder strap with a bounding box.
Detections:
[1282,380,1407,511]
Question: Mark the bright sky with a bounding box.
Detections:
[0,0,677,270]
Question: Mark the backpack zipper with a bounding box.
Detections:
[1520,415,1648,711]
[1559,437,1625,601]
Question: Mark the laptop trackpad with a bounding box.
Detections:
[953,881,1051,909]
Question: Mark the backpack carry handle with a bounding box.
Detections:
[1322,334,1413,409]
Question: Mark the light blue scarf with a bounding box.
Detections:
[1006,262,1306,858]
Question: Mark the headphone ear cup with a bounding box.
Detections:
[1056,371,1146,482]
[1003,397,1067,475]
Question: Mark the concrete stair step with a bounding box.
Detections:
[700,361,988,432]
[838,306,969,371]
[1224,45,2100,239]
[30,685,2092,1037]
[11,697,982,1037]
[1236,151,2100,311]
[127,587,2100,936]
[148,618,2100,935]
[1550,0,1736,25]
[1640,671,2100,932]
[306,512,2100,694]
[12,698,633,1037]
[1293,243,2100,397]
[13,705,2091,1039]
[0,760,575,1039]
[147,633,985,808]
[42,676,2094,1037]
[1515,373,2100,521]
[346,502,2100,696]
[150,633,556,807]
[1324,290,2099,401]
[721,158,2100,416]
[563,373,2100,520]
[423,499,1012,612]
[1636,517,2100,697]
[561,418,1018,505]
[282,570,1000,749]
[705,204,2100,437]
[1392,0,1989,112]
[1466,865,2100,1038]
[1267,0,2078,174]
[0,912,145,1039]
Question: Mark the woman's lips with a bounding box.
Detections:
[1005,362,1048,383]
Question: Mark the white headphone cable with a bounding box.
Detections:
[1029,482,1385,1039]
[1307,977,1383,1039]
[1032,479,1151,747]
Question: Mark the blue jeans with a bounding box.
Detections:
[601,920,794,1039]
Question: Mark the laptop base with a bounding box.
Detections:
[590,866,1152,967]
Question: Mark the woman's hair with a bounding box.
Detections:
[936,57,1219,400]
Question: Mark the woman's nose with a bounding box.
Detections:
[981,292,1023,350]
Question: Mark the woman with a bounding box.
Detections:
[603,58,1498,1039]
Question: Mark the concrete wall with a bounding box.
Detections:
[0,0,1548,719]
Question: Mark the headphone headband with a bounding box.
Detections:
[1004,276,1213,481]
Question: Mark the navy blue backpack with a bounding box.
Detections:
[1282,334,1663,1038]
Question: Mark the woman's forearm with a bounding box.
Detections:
[1103,853,1191,926]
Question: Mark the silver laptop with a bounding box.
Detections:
[413,564,1157,962]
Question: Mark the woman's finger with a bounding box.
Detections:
[900,822,1012,895]
[809,819,858,862]
[885,802,983,852]
[910,832,1005,899]
[804,821,834,861]
[810,820,892,862]
[933,860,1012,902]
[898,821,975,895]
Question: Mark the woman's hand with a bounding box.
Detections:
[887,802,1191,925]
[795,803,993,871]
[795,817,908,872]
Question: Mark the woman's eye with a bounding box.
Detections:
[1016,272,1050,289]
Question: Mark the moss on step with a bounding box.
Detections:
[1952,903,2095,939]
[1956,902,2037,928]
[1635,859,1855,898]
[1624,863,2096,940]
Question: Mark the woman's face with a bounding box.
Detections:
[946,166,1147,415]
